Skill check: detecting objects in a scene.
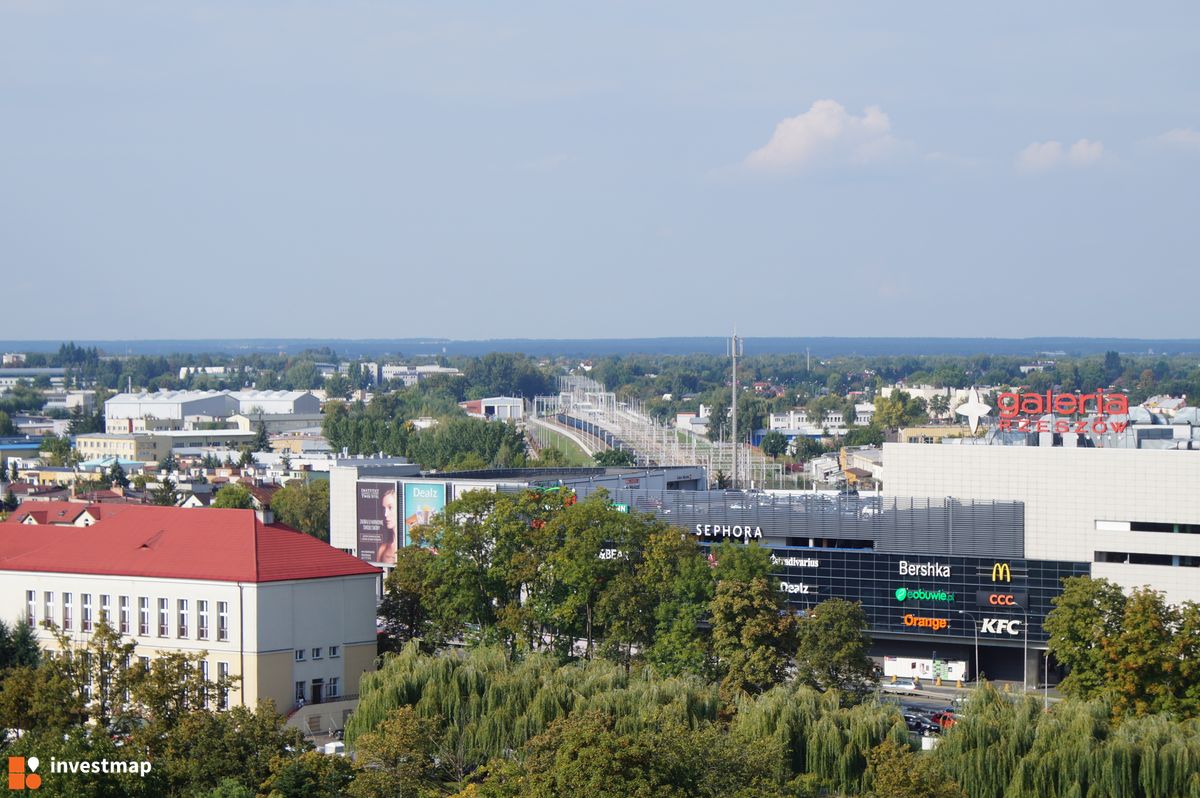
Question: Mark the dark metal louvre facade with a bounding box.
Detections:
[571,488,1025,559]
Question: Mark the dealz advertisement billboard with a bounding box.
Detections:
[403,482,446,547]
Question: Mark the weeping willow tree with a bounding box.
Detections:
[934,685,1200,798]
[346,643,720,781]
[730,683,909,796]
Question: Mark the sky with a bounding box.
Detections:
[2,2,1198,340]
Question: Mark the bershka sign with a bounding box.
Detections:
[693,523,763,541]
[898,560,951,578]
[997,389,1129,434]
[980,618,1023,635]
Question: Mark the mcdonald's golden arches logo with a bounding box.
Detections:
[991,562,1012,583]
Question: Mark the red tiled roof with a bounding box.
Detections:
[3,501,121,525]
[0,506,379,584]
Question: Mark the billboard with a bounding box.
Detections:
[356,481,399,565]
[403,482,447,547]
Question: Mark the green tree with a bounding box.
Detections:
[52,618,140,728]
[927,393,950,421]
[475,710,790,798]
[158,702,308,797]
[593,448,636,467]
[0,410,13,436]
[709,544,797,696]
[793,598,875,696]
[1102,587,1199,717]
[0,619,40,672]
[8,460,17,483]
[270,480,330,541]
[238,446,256,469]
[213,483,255,509]
[1044,576,1127,700]
[1,490,16,512]
[39,432,72,466]
[867,738,966,798]
[262,749,355,798]
[379,546,438,651]
[108,459,130,489]
[760,430,789,458]
[253,422,271,452]
[348,706,441,798]
[159,451,180,473]
[151,477,180,506]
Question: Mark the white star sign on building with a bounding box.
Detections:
[955,388,991,434]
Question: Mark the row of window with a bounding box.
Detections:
[56,651,233,711]
[294,646,340,661]
[1095,551,1200,568]
[26,591,230,641]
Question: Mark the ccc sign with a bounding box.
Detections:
[976,590,1027,608]
[991,562,1012,582]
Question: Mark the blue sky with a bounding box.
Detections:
[2,2,1198,340]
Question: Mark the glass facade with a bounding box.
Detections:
[730,546,1090,645]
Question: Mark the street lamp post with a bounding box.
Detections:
[957,609,980,685]
[1044,649,1051,711]
[1022,607,1029,692]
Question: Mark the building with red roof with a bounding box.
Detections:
[0,505,379,734]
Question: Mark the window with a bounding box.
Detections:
[138,597,149,636]
[217,601,228,641]
[25,591,34,626]
[312,647,322,660]
[217,663,230,710]
[119,596,130,635]
[63,593,73,630]
[82,593,93,632]
[199,660,209,707]
[197,600,208,639]
[295,681,306,704]
[42,592,53,628]
[157,598,168,637]
[177,599,189,638]
[328,646,340,658]
[139,656,150,671]
[100,594,110,626]
[328,677,339,698]
[295,649,306,662]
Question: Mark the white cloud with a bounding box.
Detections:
[1067,138,1103,166]
[744,100,900,173]
[1016,138,1103,173]
[1151,128,1200,152]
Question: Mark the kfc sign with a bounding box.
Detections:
[980,618,1023,636]
[997,389,1129,434]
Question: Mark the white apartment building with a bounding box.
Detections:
[0,505,379,734]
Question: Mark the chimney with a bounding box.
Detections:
[255,507,274,524]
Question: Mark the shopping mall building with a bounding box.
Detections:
[329,412,1200,686]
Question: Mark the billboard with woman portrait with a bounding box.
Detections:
[356,481,399,565]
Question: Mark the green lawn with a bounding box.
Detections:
[529,426,594,467]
